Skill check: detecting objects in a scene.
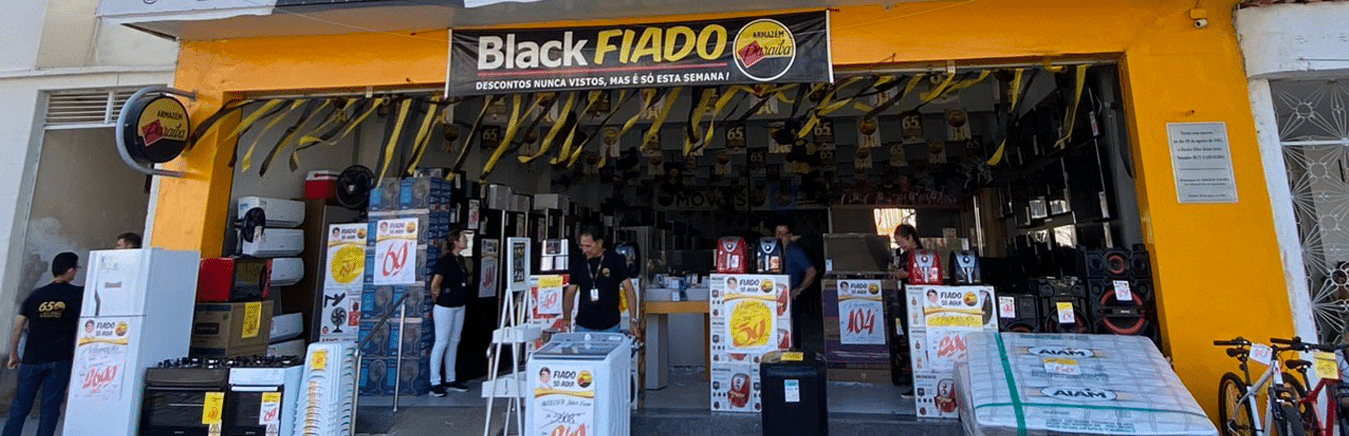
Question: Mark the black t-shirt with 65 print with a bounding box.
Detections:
[20,282,83,364]
[568,250,630,330]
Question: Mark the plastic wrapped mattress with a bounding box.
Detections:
[956,333,1216,436]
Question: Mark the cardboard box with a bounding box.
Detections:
[191,301,274,355]
[191,343,268,358]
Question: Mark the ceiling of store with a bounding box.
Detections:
[116,0,940,41]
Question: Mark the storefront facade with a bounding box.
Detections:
[134,0,1288,418]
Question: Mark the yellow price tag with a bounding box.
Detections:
[782,351,803,362]
[1314,351,1339,380]
[262,392,281,403]
[201,391,224,425]
[242,302,262,339]
[310,349,327,371]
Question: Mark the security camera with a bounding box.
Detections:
[1193,18,1208,29]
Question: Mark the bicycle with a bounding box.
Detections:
[1272,337,1348,436]
[1215,337,1307,436]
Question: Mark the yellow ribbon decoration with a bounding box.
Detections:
[376,98,414,185]
[699,85,750,149]
[240,100,305,172]
[640,87,681,151]
[223,99,283,157]
[1054,65,1088,149]
[555,91,601,163]
[271,99,334,172]
[482,94,526,179]
[293,98,355,156]
[619,88,661,137]
[521,92,576,163]
[683,88,718,156]
[403,99,442,176]
[815,76,867,116]
[986,69,1027,167]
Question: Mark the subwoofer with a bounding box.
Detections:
[997,293,1040,333]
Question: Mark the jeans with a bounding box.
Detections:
[3,359,72,436]
[430,305,466,385]
[574,323,623,333]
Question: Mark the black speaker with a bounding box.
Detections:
[1130,244,1151,278]
[1102,249,1130,279]
[1086,278,1152,302]
[1089,290,1152,336]
[1033,277,1084,298]
[1078,250,1107,279]
[1041,295,1090,334]
[997,292,1041,333]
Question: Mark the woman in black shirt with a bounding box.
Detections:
[429,226,471,396]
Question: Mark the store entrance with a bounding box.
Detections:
[209,59,1148,417]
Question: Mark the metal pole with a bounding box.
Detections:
[393,302,407,413]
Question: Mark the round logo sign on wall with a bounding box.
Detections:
[121,95,190,164]
[733,19,796,82]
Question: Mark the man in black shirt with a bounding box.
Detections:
[563,227,640,338]
[4,252,83,436]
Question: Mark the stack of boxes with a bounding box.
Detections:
[358,176,455,396]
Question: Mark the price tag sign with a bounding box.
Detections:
[782,351,803,362]
[1113,280,1133,301]
[310,349,328,371]
[999,296,1016,318]
[1042,358,1081,375]
[242,301,262,339]
[259,392,281,425]
[1056,302,1075,323]
[1250,344,1273,366]
[201,391,224,425]
[1314,351,1339,380]
[784,379,801,403]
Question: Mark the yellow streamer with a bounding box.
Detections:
[376,98,414,185]
[556,91,601,162]
[640,87,681,151]
[521,92,576,163]
[1054,65,1089,149]
[294,99,354,154]
[700,86,749,148]
[219,99,283,147]
[619,89,661,137]
[240,100,305,172]
[404,99,442,175]
[482,94,525,179]
[1007,68,1025,115]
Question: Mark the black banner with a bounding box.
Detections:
[447,11,832,96]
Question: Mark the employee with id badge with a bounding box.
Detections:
[562,226,641,339]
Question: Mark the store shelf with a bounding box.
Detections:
[481,371,529,399]
[491,325,542,344]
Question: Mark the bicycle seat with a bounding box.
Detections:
[1286,359,1312,370]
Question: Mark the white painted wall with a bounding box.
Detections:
[1237,3,1349,79]
[1237,4,1349,345]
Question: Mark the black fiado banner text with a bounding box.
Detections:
[447,11,831,96]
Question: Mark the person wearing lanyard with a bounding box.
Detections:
[563,226,641,338]
[429,226,471,396]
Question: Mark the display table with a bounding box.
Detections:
[643,300,711,389]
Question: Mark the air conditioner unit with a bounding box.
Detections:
[270,257,304,286]
[242,228,304,257]
[270,312,304,343]
[238,196,305,228]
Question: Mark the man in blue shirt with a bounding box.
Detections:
[776,222,817,349]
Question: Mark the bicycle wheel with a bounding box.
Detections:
[1279,403,1307,436]
[1220,373,1256,436]
[1281,373,1319,436]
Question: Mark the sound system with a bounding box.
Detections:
[996,292,1041,333]
[1029,277,1090,334]
[1077,247,1158,342]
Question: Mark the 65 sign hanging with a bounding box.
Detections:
[447,11,832,96]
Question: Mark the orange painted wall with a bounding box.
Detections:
[158,0,1290,419]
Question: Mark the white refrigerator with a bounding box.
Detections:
[63,248,200,436]
[527,333,631,436]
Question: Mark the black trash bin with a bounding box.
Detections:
[760,350,827,436]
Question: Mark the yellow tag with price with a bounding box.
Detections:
[1314,351,1339,380]
[310,349,327,371]
[782,351,803,362]
[201,391,224,425]
[242,302,262,339]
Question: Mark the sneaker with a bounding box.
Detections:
[429,385,447,397]
[446,381,470,392]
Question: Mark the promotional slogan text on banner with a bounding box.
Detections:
[448,12,831,96]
